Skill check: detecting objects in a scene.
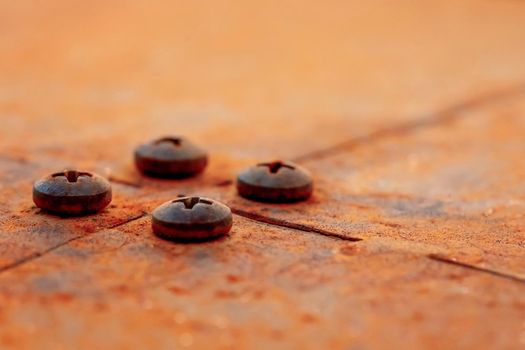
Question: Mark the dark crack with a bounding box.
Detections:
[0,212,149,275]
[428,253,525,284]
[231,207,362,242]
[294,82,525,162]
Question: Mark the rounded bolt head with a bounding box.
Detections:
[152,197,233,241]
[236,161,313,202]
[134,136,208,178]
[33,170,112,215]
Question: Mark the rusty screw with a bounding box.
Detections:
[33,170,112,215]
[152,196,233,241]
[134,136,208,178]
[236,161,313,202]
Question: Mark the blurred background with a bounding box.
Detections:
[1,0,525,159]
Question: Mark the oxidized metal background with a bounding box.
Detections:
[0,1,524,349]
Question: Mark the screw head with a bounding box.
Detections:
[236,161,313,202]
[152,197,233,241]
[134,136,208,178]
[33,170,112,215]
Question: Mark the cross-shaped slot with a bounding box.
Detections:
[155,137,182,147]
[52,170,92,183]
[257,161,295,174]
[173,197,212,209]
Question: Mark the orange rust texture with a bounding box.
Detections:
[1,1,525,349]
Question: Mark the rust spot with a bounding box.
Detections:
[94,302,109,312]
[1,334,16,347]
[215,290,237,299]
[252,290,265,299]
[375,221,403,229]
[270,329,285,340]
[300,313,320,323]
[53,292,74,303]
[339,244,362,256]
[112,285,131,293]
[75,222,98,234]
[168,286,189,295]
[225,274,242,283]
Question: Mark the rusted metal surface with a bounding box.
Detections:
[215,98,525,276]
[1,1,525,349]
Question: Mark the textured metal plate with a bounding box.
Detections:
[0,1,524,349]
